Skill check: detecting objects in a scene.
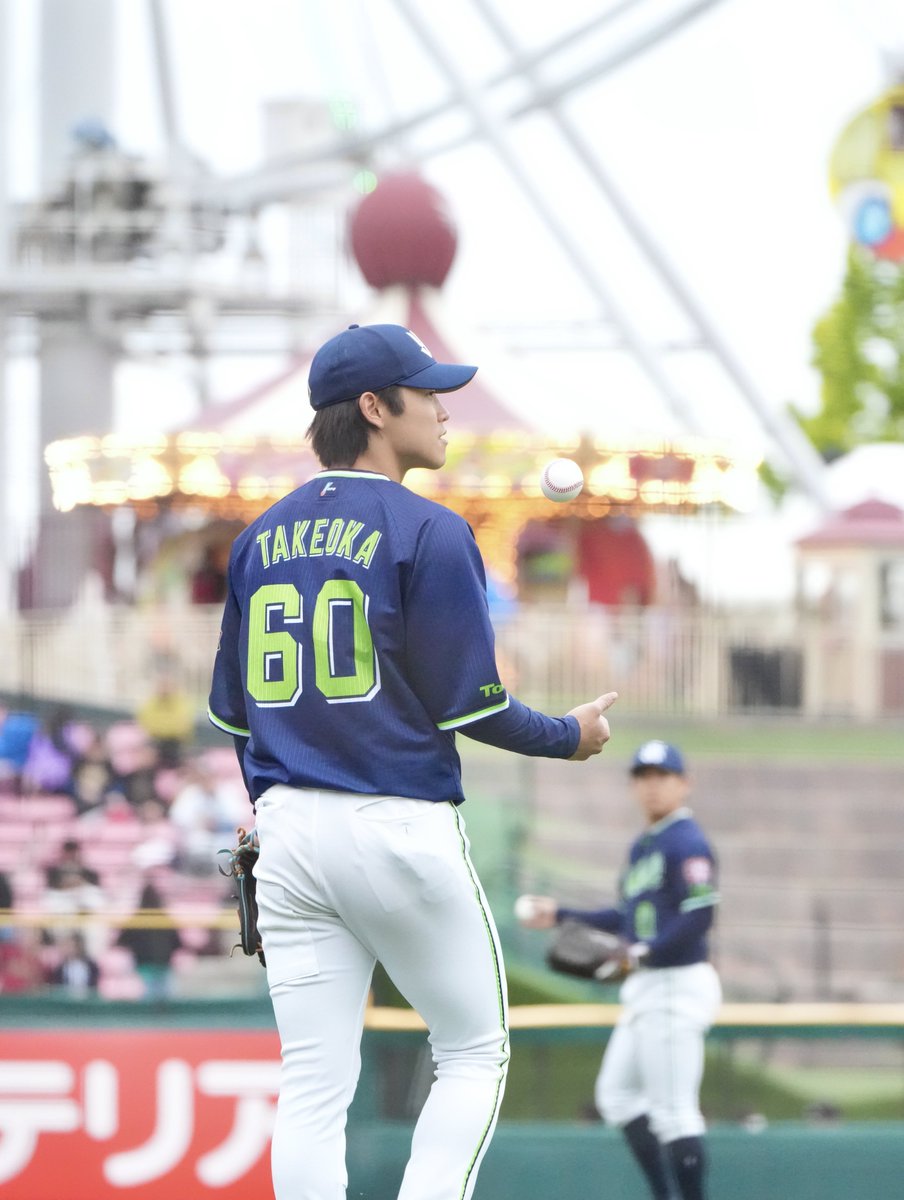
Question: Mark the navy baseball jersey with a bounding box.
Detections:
[209,470,579,803]
[559,808,718,967]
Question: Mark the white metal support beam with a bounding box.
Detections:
[390,0,707,436]
[469,0,832,510]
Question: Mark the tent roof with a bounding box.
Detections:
[797,499,904,549]
[180,286,535,438]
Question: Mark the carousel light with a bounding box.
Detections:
[103,432,167,458]
[128,457,174,500]
[719,461,760,512]
[237,475,271,500]
[690,461,727,505]
[177,433,226,458]
[588,456,631,495]
[481,474,512,499]
[179,454,230,498]
[45,436,101,470]
[639,479,668,506]
[94,480,130,505]
[50,462,94,512]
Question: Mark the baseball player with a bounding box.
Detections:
[518,739,721,1200]
[207,322,618,1200]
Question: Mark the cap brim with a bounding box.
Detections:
[398,361,477,393]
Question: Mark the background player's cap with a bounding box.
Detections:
[629,740,686,775]
[308,323,478,410]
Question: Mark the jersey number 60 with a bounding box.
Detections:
[246,581,380,706]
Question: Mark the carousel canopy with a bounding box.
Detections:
[44,172,761,583]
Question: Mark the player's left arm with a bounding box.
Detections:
[643,850,719,965]
[207,555,253,795]
[403,515,579,758]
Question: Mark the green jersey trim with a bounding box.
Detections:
[680,892,720,913]
[437,696,510,731]
[208,707,251,738]
[315,470,391,481]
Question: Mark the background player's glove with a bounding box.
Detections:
[545,919,633,983]
[218,826,265,967]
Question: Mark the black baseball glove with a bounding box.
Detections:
[546,919,632,983]
[218,826,265,967]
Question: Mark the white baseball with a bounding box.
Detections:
[540,457,584,503]
[514,895,539,921]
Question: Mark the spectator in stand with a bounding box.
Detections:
[116,880,182,1001]
[45,838,101,892]
[71,755,118,820]
[0,708,39,794]
[49,931,100,998]
[0,869,12,917]
[21,705,84,796]
[68,728,119,820]
[168,757,247,875]
[136,670,197,768]
[131,798,178,871]
[43,839,106,956]
[190,544,229,605]
[0,926,48,993]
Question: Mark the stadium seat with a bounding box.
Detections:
[26,795,77,822]
[97,945,144,1001]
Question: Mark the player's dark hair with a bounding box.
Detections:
[307,385,404,467]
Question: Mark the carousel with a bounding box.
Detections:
[44,172,759,606]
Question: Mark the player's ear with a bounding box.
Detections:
[358,390,385,429]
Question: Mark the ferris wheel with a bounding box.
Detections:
[0,0,841,607]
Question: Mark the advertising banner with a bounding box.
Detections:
[0,1029,281,1200]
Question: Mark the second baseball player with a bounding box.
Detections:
[518,739,721,1200]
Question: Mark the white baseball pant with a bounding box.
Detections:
[253,785,510,1200]
[595,962,721,1144]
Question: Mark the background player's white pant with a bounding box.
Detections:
[595,962,721,1144]
[254,786,510,1200]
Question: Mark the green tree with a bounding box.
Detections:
[796,247,904,459]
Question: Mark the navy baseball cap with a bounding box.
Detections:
[629,740,686,775]
[307,323,478,410]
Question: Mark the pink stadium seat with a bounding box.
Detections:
[10,866,45,908]
[0,798,30,820]
[82,843,138,871]
[26,795,77,822]
[97,945,144,1001]
[0,822,33,872]
[94,821,145,844]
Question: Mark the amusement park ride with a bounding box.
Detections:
[0,0,897,607]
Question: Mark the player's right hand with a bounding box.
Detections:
[515,894,558,929]
[566,691,618,761]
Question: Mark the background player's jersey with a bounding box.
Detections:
[209,470,578,803]
[558,808,719,967]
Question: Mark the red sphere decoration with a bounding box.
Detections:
[349,172,458,289]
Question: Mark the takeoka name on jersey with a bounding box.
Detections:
[256,518,382,569]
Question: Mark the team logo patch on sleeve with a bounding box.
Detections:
[682,857,713,885]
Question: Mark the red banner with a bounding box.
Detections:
[0,1030,281,1200]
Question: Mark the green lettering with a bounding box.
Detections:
[334,519,364,559]
[353,529,382,568]
[324,518,345,556]
[271,524,289,564]
[256,530,271,569]
[292,520,310,557]
[309,519,329,556]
